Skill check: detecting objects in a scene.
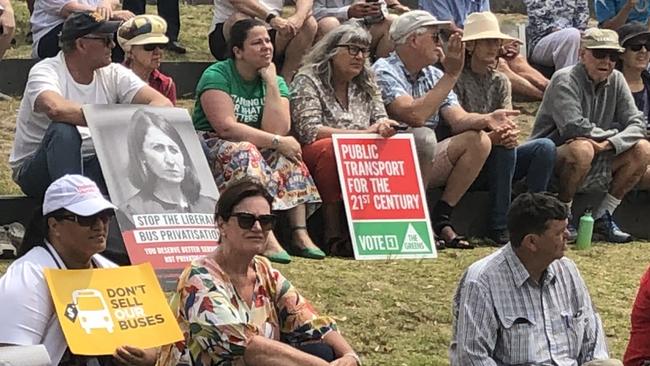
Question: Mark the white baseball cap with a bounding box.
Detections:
[43,175,117,216]
[389,10,451,42]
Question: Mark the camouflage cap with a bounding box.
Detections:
[582,28,625,52]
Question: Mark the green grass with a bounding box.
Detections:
[1,243,648,365]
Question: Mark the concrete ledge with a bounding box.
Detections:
[0,59,212,98]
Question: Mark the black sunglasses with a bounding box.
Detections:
[627,42,650,52]
[56,211,114,227]
[82,35,113,47]
[591,49,621,62]
[231,212,276,231]
[143,43,166,51]
[336,44,371,57]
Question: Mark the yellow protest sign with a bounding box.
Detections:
[44,262,183,355]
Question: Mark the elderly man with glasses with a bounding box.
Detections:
[9,11,172,201]
[530,28,650,243]
[373,10,521,248]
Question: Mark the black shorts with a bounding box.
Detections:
[208,22,285,68]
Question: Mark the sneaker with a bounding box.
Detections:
[567,221,578,243]
[593,211,633,243]
[0,229,16,259]
[486,229,510,246]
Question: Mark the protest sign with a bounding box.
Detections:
[332,134,436,259]
[84,105,219,290]
[44,263,183,355]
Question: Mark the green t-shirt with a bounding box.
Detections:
[193,58,290,131]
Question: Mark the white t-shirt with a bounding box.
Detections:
[9,52,146,171]
[0,242,116,365]
[211,0,284,33]
[30,0,101,58]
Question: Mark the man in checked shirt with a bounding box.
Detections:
[449,192,622,366]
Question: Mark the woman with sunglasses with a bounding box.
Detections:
[118,15,176,105]
[291,23,397,256]
[158,179,360,366]
[194,18,324,263]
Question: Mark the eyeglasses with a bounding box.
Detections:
[56,211,114,227]
[143,43,166,51]
[590,49,621,62]
[336,44,371,57]
[231,212,276,231]
[82,35,113,47]
[430,31,441,43]
[627,43,650,52]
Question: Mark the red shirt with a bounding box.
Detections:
[625,266,650,366]
[149,68,177,106]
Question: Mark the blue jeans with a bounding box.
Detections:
[14,122,107,199]
[471,139,557,231]
[471,146,516,231]
[514,139,556,193]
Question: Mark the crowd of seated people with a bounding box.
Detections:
[6,0,650,364]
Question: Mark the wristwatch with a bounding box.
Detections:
[265,12,277,24]
[271,134,281,148]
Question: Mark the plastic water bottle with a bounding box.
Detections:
[576,208,594,250]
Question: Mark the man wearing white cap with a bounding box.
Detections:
[373,10,519,247]
[0,175,156,365]
[530,28,650,243]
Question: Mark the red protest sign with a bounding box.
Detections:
[335,137,424,220]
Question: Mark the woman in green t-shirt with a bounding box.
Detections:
[193,19,324,263]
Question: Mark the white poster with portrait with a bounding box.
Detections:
[84,104,219,290]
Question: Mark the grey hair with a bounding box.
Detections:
[60,38,77,54]
[297,22,377,100]
[393,27,430,45]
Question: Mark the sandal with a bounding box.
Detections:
[433,216,474,250]
[327,236,354,258]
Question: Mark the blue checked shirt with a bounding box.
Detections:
[373,52,460,129]
[450,244,610,366]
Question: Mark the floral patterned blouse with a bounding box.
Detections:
[290,66,388,145]
[158,255,337,366]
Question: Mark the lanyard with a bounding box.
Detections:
[43,243,97,269]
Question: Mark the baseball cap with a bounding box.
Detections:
[617,22,650,47]
[43,175,117,216]
[117,15,169,52]
[582,28,625,52]
[389,10,451,42]
[59,11,122,42]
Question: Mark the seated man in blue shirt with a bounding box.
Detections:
[373,10,520,246]
[450,192,622,366]
[596,0,649,30]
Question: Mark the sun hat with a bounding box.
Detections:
[389,10,451,42]
[617,22,650,47]
[461,12,517,42]
[43,175,117,216]
[582,28,625,52]
[59,11,121,42]
[117,14,169,52]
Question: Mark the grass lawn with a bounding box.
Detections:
[0,4,648,365]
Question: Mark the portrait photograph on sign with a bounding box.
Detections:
[84,105,219,289]
[333,134,436,260]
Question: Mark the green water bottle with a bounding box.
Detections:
[576,208,594,250]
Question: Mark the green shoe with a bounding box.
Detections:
[264,250,292,264]
[294,247,326,260]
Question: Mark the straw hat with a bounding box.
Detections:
[461,12,517,42]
